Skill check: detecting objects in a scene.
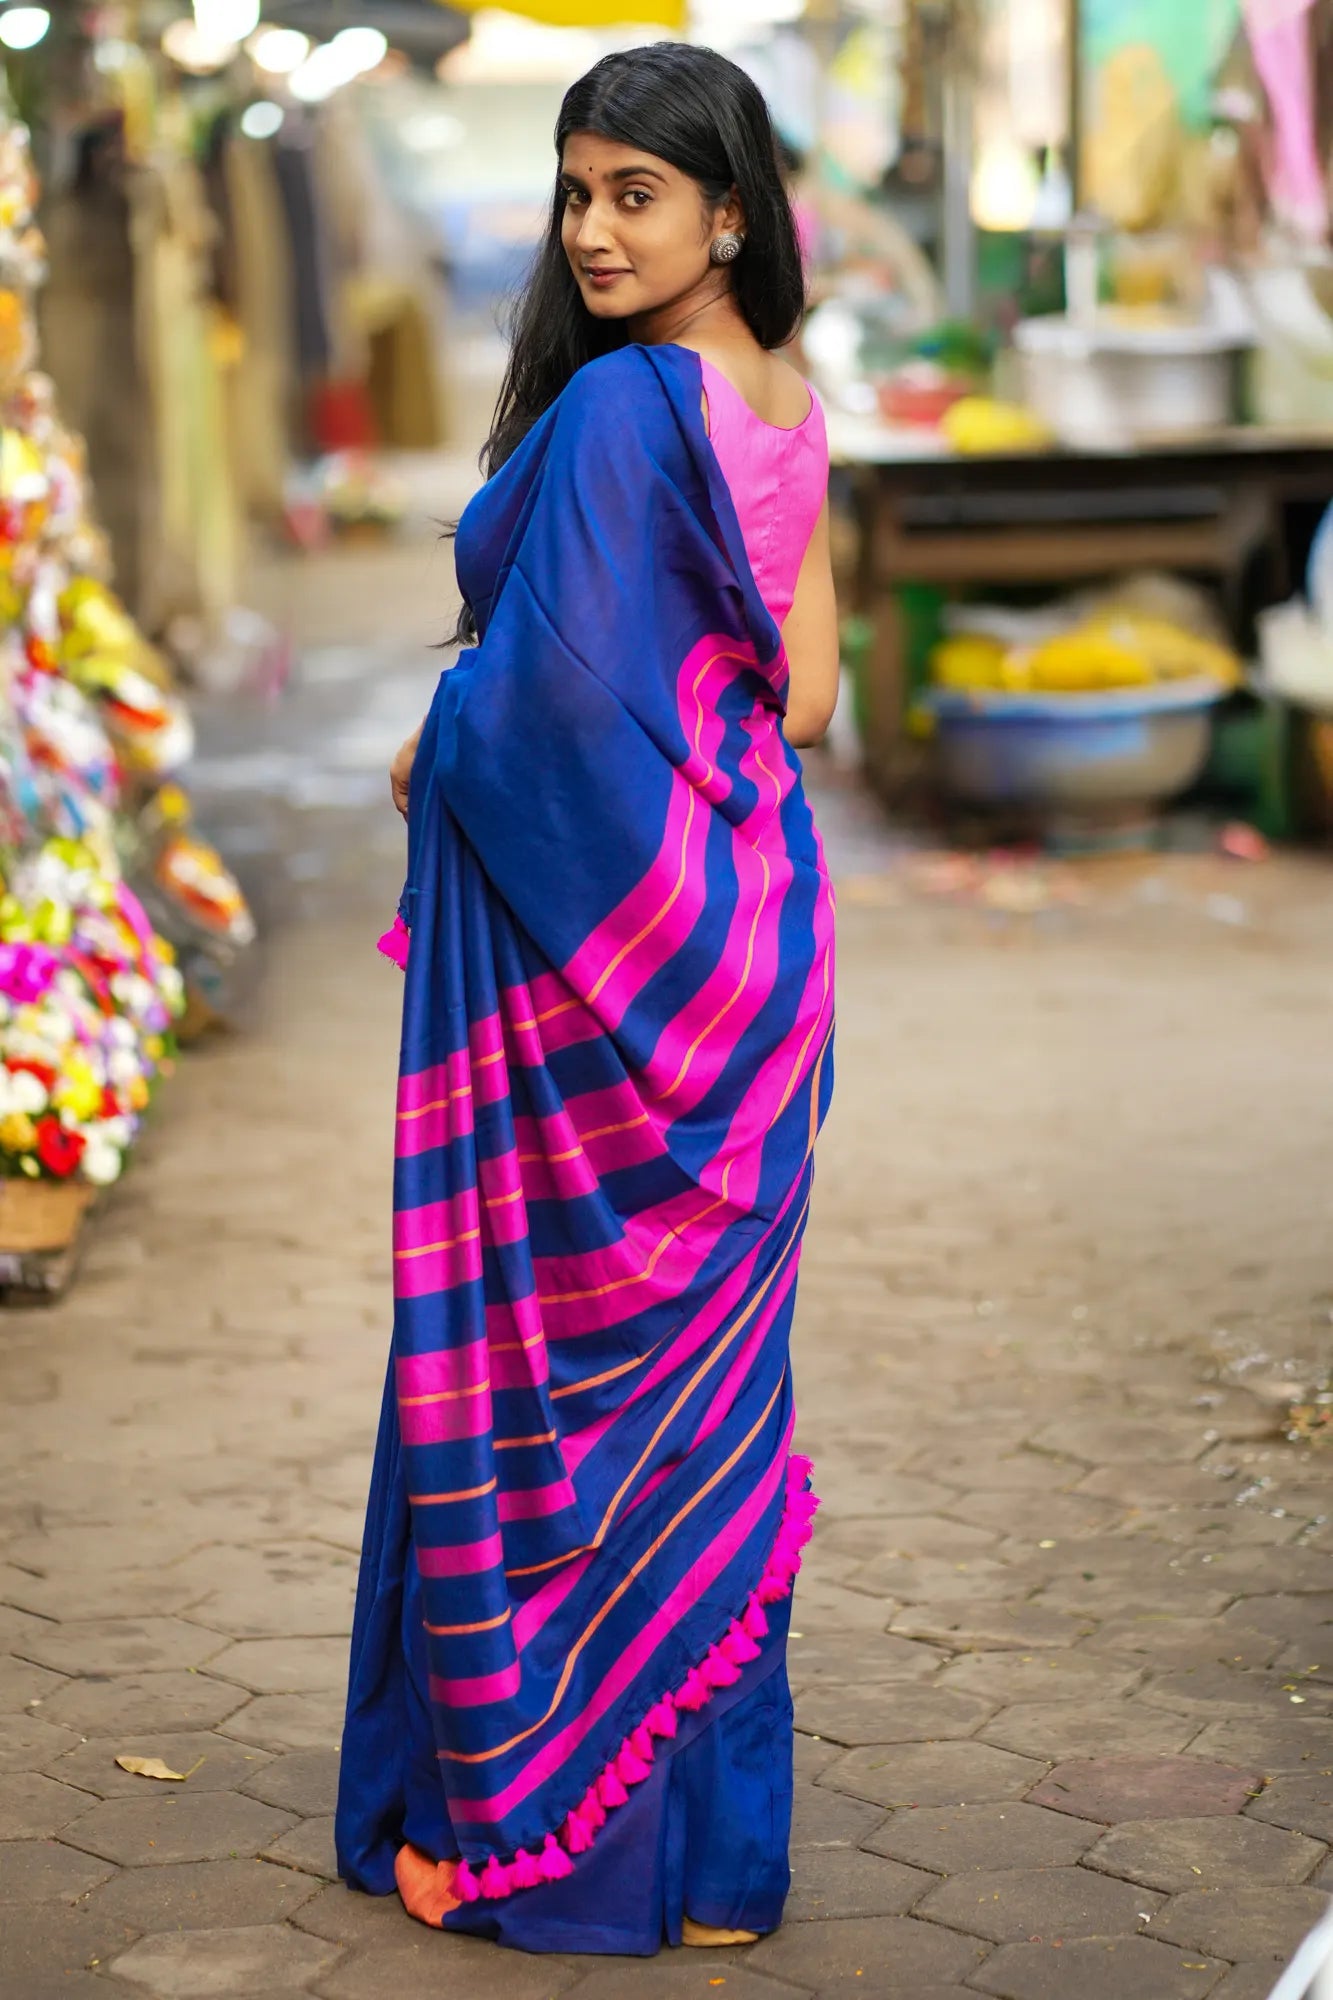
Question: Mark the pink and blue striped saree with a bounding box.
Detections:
[337,342,834,1952]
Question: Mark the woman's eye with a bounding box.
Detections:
[562,187,587,207]
[622,189,652,209]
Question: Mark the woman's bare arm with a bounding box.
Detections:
[780,499,840,747]
[391,722,422,819]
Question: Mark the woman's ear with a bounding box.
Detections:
[719,186,746,237]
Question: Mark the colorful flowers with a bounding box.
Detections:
[35,1115,83,1178]
[0,838,185,1186]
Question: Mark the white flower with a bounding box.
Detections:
[107,1017,137,1049]
[81,1139,123,1186]
[107,1050,140,1088]
[98,1116,134,1149]
[159,965,185,1007]
[8,1070,47,1114]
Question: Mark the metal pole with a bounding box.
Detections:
[940,2,975,320]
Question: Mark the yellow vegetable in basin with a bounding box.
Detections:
[1025,630,1154,691]
[1087,613,1242,689]
[930,634,1008,690]
[940,397,1052,456]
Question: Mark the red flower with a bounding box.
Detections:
[100,1087,119,1119]
[35,1118,85,1179]
[8,1058,55,1092]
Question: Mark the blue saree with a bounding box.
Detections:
[337,342,834,1953]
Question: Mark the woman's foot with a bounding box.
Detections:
[682,1916,760,1947]
[395,1842,463,1927]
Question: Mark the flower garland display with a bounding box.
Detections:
[0,118,253,1245]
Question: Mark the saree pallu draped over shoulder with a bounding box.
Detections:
[338,342,835,1921]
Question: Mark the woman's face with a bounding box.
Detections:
[559,131,739,326]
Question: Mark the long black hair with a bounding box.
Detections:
[482,42,806,480]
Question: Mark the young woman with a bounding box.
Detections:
[336,42,837,1958]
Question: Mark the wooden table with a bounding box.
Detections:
[828,416,1333,792]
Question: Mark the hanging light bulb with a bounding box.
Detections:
[163,16,237,72]
[193,0,261,43]
[0,8,51,51]
[247,25,308,74]
[330,25,387,74]
[241,100,284,139]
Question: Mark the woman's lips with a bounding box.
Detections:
[585,268,630,289]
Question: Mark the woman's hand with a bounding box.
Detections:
[391,722,424,820]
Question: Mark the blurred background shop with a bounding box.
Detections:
[13,0,1333,855]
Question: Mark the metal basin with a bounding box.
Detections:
[925,679,1226,814]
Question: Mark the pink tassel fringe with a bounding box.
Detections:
[646,1697,678,1739]
[455,1451,817,1907]
[509,1848,543,1890]
[376,914,410,970]
[541,1834,574,1881]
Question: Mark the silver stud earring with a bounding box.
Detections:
[710,232,745,266]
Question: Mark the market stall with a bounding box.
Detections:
[806,0,1333,841]
[0,115,254,1297]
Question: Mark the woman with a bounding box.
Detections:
[336,42,838,1957]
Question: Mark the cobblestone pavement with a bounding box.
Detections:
[2,518,1332,2000]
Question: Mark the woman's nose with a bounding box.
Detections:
[575,202,616,252]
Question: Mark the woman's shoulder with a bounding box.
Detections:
[558,345,673,420]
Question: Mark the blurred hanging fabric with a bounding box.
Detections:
[442,0,686,27]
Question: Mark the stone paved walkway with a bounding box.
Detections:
[2,523,1332,2000]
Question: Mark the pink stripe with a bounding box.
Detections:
[395,1234,485,1301]
[396,1340,489,1400]
[478,1152,529,1246]
[561,1186,804,1485]
[507,1124,601,1206]
[399,1384,493,1446]
[416,1530,504,1577]
[560,774,711,1032]
[449,1422,792,1822]
[693,1258,799,1451]
[395,1090,474,1160]
[431,1661,520,1708]
[497,1476,576,1523]
[512,1549,593,1651]
[395,1189,480,1257]
[640,725,794,1115]
[557,636,763,1029]
[674,635,757,803]
[486,1294,549,1391]
[469,1015,505,1063]
[398,1057,467,1115]
[533,1183,731,1336]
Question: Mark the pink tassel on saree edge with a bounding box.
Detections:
[478,1854,509,1899]
[742,1600,769,1641]
[597,1767,630,1810]
[646,1696,678,1738]
[616,1737,654,1786]
[510,1848,543,1890]
[540,1833,574,1880]
[377,914,410,969]
[460,1450,818,1907]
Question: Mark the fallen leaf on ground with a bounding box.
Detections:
[115,1755,189,1782]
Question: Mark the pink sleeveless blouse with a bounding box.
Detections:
[700,357,828,630]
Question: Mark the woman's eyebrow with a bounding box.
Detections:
[561,163,667,188]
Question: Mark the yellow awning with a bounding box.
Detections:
[444,0,687,27]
